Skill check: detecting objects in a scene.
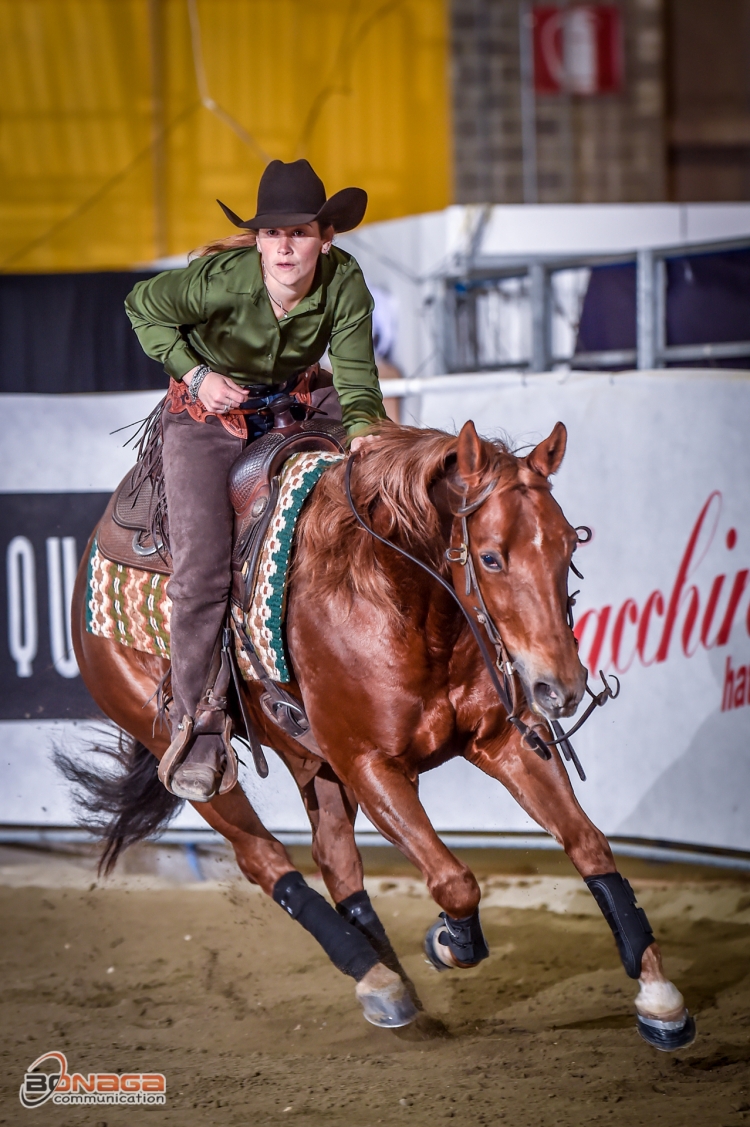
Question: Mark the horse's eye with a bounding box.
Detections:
[479,553,502,571]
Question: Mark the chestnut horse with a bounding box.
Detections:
[67,419,694,1048]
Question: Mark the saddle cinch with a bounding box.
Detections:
[96,395,347,786]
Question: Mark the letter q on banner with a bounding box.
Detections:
[7,536,38,678]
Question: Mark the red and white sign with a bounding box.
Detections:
[533,5,623,95]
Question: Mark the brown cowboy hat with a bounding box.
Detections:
[217,159,367,234]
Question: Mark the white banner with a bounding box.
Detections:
[411,368,750,850]
[1,375,749,850]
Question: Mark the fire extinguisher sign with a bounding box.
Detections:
[533,5,623,95]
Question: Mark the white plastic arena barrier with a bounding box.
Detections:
[1,373,749,852]
[381,368,750,852]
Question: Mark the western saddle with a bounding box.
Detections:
[96,396,346,789]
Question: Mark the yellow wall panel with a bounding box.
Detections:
[0,0,452,272]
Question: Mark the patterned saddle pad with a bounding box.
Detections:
[86,450,344,683]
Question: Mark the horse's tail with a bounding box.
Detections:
[54,728,183,876]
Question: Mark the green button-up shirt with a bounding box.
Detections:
[125,244,385,436]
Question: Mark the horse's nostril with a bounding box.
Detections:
[533,678,582,717]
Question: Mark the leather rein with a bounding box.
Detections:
[343,456,619,779]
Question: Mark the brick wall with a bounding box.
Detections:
[450,0,667,203]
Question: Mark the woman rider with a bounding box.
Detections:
[125,159,386,802]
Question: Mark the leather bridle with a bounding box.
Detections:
[344,456,619,779]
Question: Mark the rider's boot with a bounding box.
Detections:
[159,629,239,802]
[160,709,237,803]
[170,733,225,801]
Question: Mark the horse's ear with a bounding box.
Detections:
[528,421,567,478]
[456,420,489,484]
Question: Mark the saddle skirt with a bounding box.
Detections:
[97,467,171,574]
[89,419,346,682]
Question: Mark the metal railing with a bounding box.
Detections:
[442,235,750,374]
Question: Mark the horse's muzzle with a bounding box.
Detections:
[531,675,584,719]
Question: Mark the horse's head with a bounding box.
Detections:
[451,420,587,720]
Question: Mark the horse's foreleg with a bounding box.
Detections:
[337,754,489,972]
[279,758,422,1007]
[472,731,696,1049]
[299,764,364,903]
[176,774,415,1024]
[472,730,616,876]
[345,755,481,916]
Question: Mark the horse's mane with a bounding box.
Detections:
[293,420,518,615]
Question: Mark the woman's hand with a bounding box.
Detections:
[350,434,383,455]
[190,368,246,413]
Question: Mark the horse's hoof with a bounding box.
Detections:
[424,920,455,971]
[423,913,489,971]
[637,1009,697,1052]
[169,762,220,802]
[355,964,419,1028]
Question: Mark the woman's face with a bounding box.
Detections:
[256,222,333,290]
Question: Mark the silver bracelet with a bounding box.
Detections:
[188,364,211,402]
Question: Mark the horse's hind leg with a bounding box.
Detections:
[72,626,417,1027]
[473,733,696,1050]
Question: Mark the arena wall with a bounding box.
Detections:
[1,371,748,850]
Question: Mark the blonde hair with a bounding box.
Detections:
[189,231,257,260]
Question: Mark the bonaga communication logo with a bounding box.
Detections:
[20,1050,166,1108]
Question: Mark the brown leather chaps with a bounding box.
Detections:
[162,408,245,730]
[162,382,342,740]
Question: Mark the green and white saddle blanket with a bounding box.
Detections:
[86,450,344,683]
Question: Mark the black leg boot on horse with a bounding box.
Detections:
[586,872,696,1050]
[274,873,417,1027]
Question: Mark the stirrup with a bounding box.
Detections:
[217,714,239,795]
[158,714,194,793]
[158,713,239,799]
